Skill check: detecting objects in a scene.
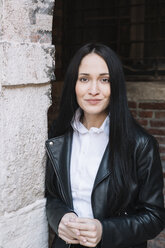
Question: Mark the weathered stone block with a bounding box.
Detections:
[0,84,51,214]
[0,0,3,38]
[0,199,48,248]
[0,44,4,92]
[2,0,54,43]
[0,41,55,86]
[127,82,165,101]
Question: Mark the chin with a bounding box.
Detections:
[83,108,107,116]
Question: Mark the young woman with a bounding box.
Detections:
[45,43,165,248]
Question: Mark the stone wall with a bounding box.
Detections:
[0,0,55,247]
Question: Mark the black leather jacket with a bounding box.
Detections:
[45,128,165,248]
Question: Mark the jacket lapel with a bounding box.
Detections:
[91,144,111,219]
[58,131,73,208]
[93,144,111,192]
[46,130,73,208]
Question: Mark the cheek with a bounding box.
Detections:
[107,89,111,99]
[75,83,82,102]
[103,85,111,99]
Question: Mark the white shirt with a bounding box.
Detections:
[70,109,109,218]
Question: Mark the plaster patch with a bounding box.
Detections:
[0,84,51,214]
[0,42,55,85]
[0,0,3,38]
[0,199,48,248]
[2,0,54,43]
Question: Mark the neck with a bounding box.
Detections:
[82,112,108,130]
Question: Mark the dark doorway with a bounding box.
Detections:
[62,0,165,81]
[49,0,165,128]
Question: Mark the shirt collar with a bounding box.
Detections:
[71,108,110,136]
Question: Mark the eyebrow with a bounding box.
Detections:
[79,73,109,75]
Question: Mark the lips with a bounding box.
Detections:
[85,99,102,105]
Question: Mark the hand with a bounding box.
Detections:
[66,217,103,247]
[58,213,80,244]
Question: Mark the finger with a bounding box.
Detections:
[66,221,90,230]
[71,228,81,236]
[62,220,81,236]
[59,228,80,240]
[79,239,97,247]
[60,229,80,239]
[59,221,80,235]
[62,226,80,236]
[59,228,80,244]
[72,217,92,223]
[61,213,78,223]
[60,235,80,245]
[78,230,96,238]
[68,217,96,227]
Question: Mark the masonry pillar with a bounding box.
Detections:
[0,0,55,247]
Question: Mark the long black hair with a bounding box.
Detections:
[51,43,137,214]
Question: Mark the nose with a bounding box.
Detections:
[88,81,99,95]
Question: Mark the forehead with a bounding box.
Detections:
[78,53,109,74]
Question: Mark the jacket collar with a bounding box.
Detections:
[46,129,110,208]
[71,108,110,136]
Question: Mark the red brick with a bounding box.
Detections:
[139,102,165,110]
[159,146,165,153]
[155,136,165,144]
[137,119,148,126]
[30,33,40,42]
[155,111,165,119]
[150,120,165,127]
[130,110,137,118]
[139,111,153,118]
[128,101,137,109]
[148,128,165,135]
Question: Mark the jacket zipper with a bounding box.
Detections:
[46,145,69,206]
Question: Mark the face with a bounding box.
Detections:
[75,53,111,118]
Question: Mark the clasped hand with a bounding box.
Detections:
[58,213,102,247]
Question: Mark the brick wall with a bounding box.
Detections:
[128,100,165,168]
[128,100,165,248]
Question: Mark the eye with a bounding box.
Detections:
[79,77,88,82]
[100,78,110,83]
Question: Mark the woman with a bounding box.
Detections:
[45,43,165,248]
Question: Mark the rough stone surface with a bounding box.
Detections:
[127,82,165,101]
[0,84,51,215]
[0,41,55,86]
[0,0,54,247]
[0,0,3,38]
[0,44,3,91]
[0,199,48,248]
[1,0,54,43]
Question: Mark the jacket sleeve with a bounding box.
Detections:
[101,136,165,248]
[45,157,75,234]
